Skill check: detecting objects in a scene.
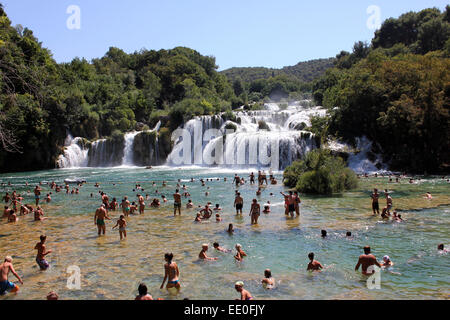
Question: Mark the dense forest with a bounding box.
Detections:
[0,4,449,174]
[312,7,450,174]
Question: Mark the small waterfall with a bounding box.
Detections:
[121,132,140,166]
[56,135,88,168]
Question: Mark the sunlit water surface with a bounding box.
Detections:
[0,166,449,300]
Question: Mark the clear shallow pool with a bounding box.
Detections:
[0,166,449,300]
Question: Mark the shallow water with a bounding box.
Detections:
[0,167,449,300]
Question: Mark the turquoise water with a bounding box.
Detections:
[0,166,449,300]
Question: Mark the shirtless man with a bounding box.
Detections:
[199,244,218,260]
[371,188,380,215]
[234,192,243,215]
[101,192,109,210]
[385,193,393,214]
[160,253,181,294]
[34,185,42,206]
[249,172,255,185]
[34,206,46,221]
[0,256,23,295]
[281,191,295,217]
[137,194,145,214]
[200,205,212,219]
[94,204,110,235]
[355,246,381,275]
[120,197,131,217]
[135,283,153,300]
[235,281,253,300]
[307,252,323,271]
[186,200,194,208]
[34,235,52,270]
[173,189,181,216]
[112,215,127,240]
[261,269,275,289]
[233,174,240,187]
[249,199,260,224]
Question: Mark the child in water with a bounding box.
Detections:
[112,215,127,240]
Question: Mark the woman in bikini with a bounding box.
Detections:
[160,253,181,294]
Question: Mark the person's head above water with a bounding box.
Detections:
[4,256,12,262]
[364,246,371,254]
[213,242,219,248]
[235,281,244,290]
[264,269,272,278]
[438,243,444,250]
[308,252,315,260]
[321,230,327,237]
[138,283,148,296]
[383,255,390,262]
[346,231,352,237]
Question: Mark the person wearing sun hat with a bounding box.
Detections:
[381,255,393,267]
[234,281,253,300]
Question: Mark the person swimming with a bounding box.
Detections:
[199,244,218,260]
[261,269,275,289]
[234,281,253,300]
[307,252,323,271]
[380,255,394,267]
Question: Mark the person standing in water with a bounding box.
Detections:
[355,246,381,275]
[94,204,110,236]
[160,253,181,294]
[371,189,380,215]
[135,283,153,300]
[173,189,182,216]
[199,244,218,260]
[0,256,23,295]
[34,235,52,270]
[249,172,255,185]
[235,281,253,300]
[120,197,130,217]
[234,192,243,215]
[385,192,393,214]
[249,199,260,224]
[34,185,42,206]
[112,215,127,240]
[307,252,323,271]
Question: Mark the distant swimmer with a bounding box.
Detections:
[94,204,110,236]
[150,198,161,207]
[227,223,234,234]
[8,211,17,223]
[235,281,253,300]
[45,194,51,203]
[215,214,222,222]
[0,256,23,295]
[213,242,231,253]
[380,255,394,267]
[249,172,255,184]
[34,235,52,270]
[34,185,42,206]
[261,269,275,289]
[234,192,243,215]
[437,244,449,253]
[199,205,212,219]
[135,283,153,300]
[186,200,194,208]
[371,188,380,215]
[199,244,218,260]
[112,215,127,240]
[160,253,180,294]
[425,192,432,200]
[234,244,247,262]
[233,174,240,187]
[249,199,260,224]
[355,246,381,275]
[194,213,202,222]
[263,201,271,213]
[213,204,222,211]
[321,230,327,238]
[173,189,182,216]
[307,252,324,271]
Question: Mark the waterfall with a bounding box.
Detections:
[121,131,140,166]
[56,135,88,168]
[167,103,322,170]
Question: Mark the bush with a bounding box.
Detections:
[283,149,358,194]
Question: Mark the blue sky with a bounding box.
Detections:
[2,0,448,70]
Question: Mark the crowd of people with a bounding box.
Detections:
[0,171,448,300]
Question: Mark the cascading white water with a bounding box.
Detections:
[56,135,88,168]
[167,103,322,169]
[121,131,140,166]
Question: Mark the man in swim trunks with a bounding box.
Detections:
[355,246,381,275]
[233,174,240,187]
[0,256,22,295]
[281,191,295,217]
[137,194,145,214]
[249,199,260,224]
[249,172,255,185]
[160,253,181,294]
[173,189,182,216]
[199,244,218,260]
[94,204,110,236]
[112,215,127,240]
[307,252,324,271]
[235,281,253,300]
[121,197,131,217]
[101,192,109,210]
[34,185,42,206]
[135,283,153,300]
[371,188,380,215]
[234,192,243,215]
[34,235,52,270]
